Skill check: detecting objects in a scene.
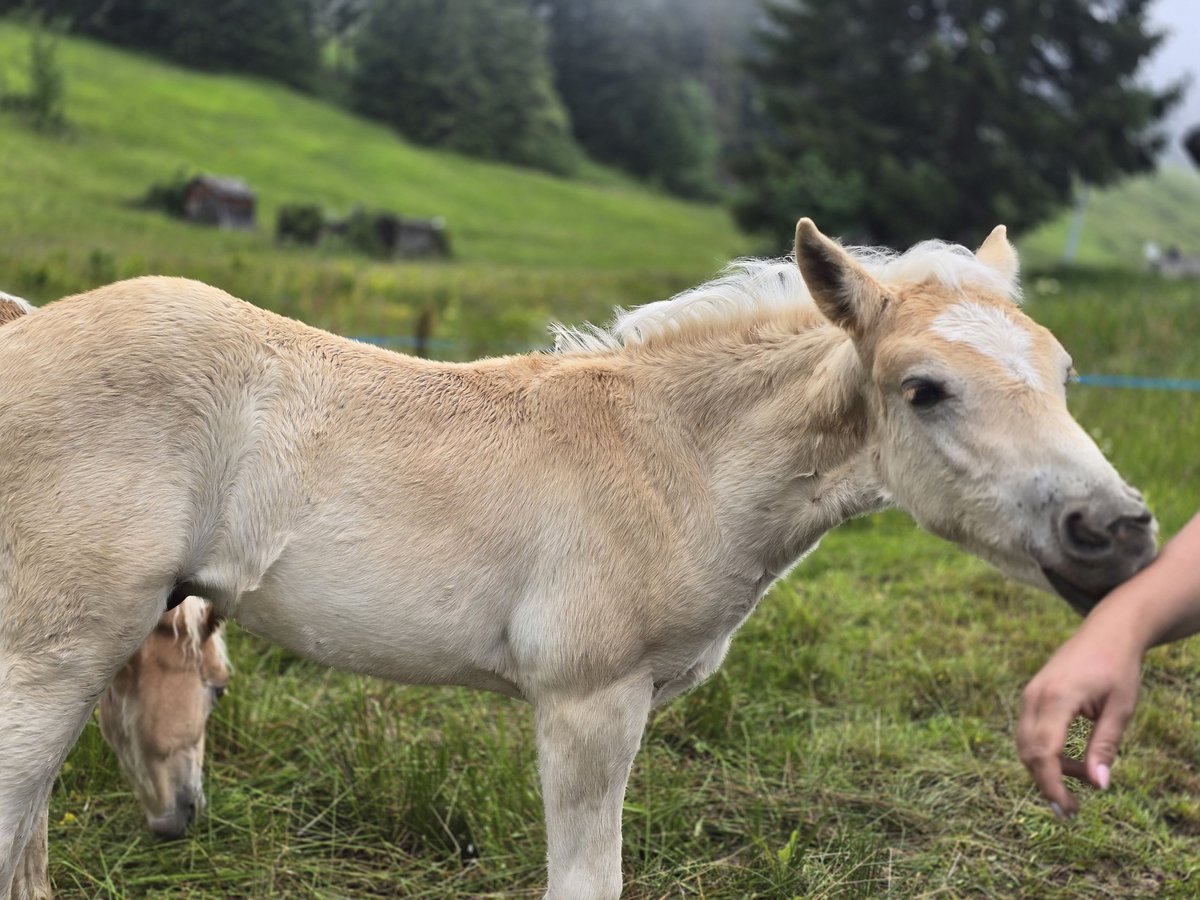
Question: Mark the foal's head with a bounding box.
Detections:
[795,219,1156,613]
[98,597,229,838]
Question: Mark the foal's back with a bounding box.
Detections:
[0,277,673,693]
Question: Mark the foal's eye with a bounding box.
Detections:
[902,377,949,410]
[211,685,226,702]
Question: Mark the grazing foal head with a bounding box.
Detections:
[98,597,229,838]
[795,219,1156,613]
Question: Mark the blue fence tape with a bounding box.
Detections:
[1075,374,1200,393]
[353,336,1200,393]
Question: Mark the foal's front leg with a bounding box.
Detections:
[9,803,49,900]
[535,674,653,900]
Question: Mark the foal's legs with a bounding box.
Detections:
[0,593,160,895]
[0,683,97,896]
[534,673,653,900]
[9,803,48,900]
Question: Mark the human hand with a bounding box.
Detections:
[1016,624,1142,817]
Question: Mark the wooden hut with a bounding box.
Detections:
[183,175,257,230]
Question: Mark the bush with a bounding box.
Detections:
[26,24,65,129]
[138,169,194,218]
[336,206,385,258]
[276,203,325,245]
[0,19,68,131]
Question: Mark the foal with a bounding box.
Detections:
[2,294,228,836]
[0,221,1155,898]
[97,596,229,839]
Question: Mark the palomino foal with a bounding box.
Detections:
[0,221,1154,898]
[98,596,230,839]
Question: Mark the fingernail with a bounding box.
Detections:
[1097,764,1110,790]
[1050,802,1065,819]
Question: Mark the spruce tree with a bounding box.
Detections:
[352,0,578,175]
[540,0,720,197]
[735,0,1181,248]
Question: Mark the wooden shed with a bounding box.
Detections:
[183,175,257,230]
[376,214,450,259]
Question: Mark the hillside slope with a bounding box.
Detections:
[0,23,745,345]
[1019,165,1200,269]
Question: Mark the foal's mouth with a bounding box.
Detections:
[1040,566,1106,616]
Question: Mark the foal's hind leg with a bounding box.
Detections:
[534,673,653,900]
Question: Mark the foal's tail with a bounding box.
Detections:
[0,290,35,325]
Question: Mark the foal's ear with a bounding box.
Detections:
[975,224,1019,288]
[795,218,887,338]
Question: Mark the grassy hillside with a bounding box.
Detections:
[0,22,746,348]
[1019,166,1200,269]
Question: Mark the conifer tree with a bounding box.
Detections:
[735,0,1180,248]
[352,0,578,175]
[539,0,720,197]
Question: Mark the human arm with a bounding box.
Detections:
[1017,513,1200,815]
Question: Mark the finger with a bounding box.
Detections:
[1085,699,1135,790]
[1059,755,1089,783]
[1017,688,1079,815]
[1024,745,1077,817]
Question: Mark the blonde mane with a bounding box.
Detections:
[0,291,35,326]
[170,595,229,667]
[552,240,1021,354]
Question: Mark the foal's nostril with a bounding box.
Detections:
[1062,509,1112,556]
[1112,512,1153,547]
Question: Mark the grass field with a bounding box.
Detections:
[4,18,1200,900]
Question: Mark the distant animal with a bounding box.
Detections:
[0,220,1156,899]
[0,293,229,900]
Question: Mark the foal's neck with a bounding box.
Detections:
[631,320,885,589]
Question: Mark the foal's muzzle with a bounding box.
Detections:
[1041,496,1157,614]
[147,786,202,840]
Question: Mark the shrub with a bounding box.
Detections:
[26,24,65,129]
[276,203,325,245]
[0,18,68,131]
[139,169,194,218]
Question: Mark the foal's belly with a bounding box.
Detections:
[230,552,526,698]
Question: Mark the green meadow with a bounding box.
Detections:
[1020,167,1200,270]
[2,21,1199,900]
